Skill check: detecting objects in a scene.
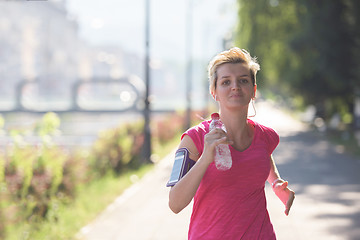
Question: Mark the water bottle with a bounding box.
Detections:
[209,113,232,171]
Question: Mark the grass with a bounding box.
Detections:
[6,165,153,240]
[5,133,182,240]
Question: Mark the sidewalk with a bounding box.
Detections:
[77,101,360,240]
[76,148,191,240]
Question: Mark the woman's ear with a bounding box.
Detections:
[211,91,217,101]
[253,85,257,99]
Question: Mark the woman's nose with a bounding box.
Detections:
[231,81,240,90]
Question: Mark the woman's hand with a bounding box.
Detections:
[272,179,295,216]
[203,128,233,165]
[169,131,232,214]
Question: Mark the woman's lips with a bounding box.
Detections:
[230,94,242,98]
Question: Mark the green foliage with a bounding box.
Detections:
[91,121,144,176]
[235,0,360,125]
[0,154,5,240]
[0,155,4,184]
[36,112,61,137]
[91,112,187,177]
[1,113,85,238]
[1,112,186,239]
[0,114,4,129]
[153,112,185,145]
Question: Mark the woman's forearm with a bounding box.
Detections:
[169,156,211,214]
[169,129,228,213]
[267,155,282,185]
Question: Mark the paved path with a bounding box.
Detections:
[77,101,360,240]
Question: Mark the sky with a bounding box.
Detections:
[66,0,237,61]
[65,0,238,110]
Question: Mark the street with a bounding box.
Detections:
[77,101,360,240]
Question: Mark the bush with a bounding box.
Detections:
[0,111,190,239]
[0,113,89,238]
[154,113,185,145]
[0,151,5,240]
[91,121,144,176]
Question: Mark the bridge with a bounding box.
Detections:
[0,76,145,114]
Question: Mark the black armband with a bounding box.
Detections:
[166,148,196,187]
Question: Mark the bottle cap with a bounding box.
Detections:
[211,113,220,120]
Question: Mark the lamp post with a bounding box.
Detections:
[143,0,152,163]
[185,0,193,130]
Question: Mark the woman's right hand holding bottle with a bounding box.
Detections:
[202,127,233,166]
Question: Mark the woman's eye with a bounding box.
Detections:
[240,79,249,84]
[222,80,230,85]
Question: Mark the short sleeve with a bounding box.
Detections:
[264,126,280,154]
[181,120,210,157]
[253,120,279,154]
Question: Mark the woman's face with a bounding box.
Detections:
[213,63,256,109]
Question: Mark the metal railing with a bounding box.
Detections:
[0,76,144,114]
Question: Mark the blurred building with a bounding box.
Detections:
[0,0,80,110]
[0,0,237,113]
[0,0,148,112]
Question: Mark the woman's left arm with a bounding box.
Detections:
[267,155,295,216]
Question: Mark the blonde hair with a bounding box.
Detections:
[208,47,260,94]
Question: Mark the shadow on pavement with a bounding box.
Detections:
[78,100,360,240]
[273,130,360,239]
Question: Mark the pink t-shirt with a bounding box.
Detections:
[182,119,279,240]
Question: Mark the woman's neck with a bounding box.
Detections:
[219,107,254,151]
[219,107,249,135]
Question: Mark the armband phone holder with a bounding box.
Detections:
[166,148,196,187]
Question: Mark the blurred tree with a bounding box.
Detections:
[235,0,360,126]
[236,0,299,91]
[289,0,355,121]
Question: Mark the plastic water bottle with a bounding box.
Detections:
[209,113,232,171]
